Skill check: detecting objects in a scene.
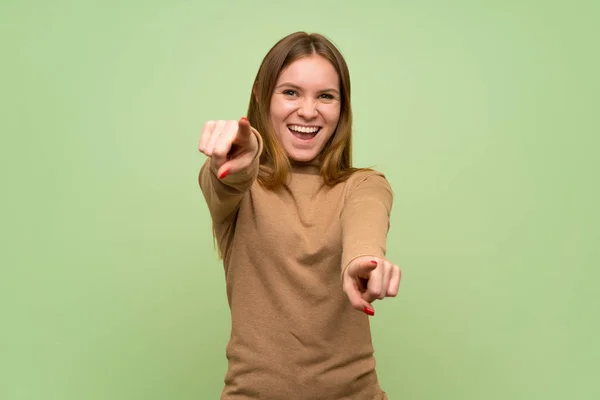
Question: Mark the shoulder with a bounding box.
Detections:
[346,168,392,190]
[343,168,393,202]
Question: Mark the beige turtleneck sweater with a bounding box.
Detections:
[199,128,393,400]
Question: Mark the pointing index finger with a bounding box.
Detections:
[236,117,251,139]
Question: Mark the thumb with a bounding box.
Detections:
[217,156,252,178]
[343,279,376,316]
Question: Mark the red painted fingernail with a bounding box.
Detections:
[370,260,378,265]
[218,169,229,179]
[363,307,375,316]
[240,117,248,122]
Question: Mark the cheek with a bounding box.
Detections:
[270,98,295,123]
[269,101,291,140]
[321,104,341,125]
[281,101,298,117]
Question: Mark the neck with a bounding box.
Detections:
[290,157,321,174]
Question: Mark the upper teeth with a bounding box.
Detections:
[289,125,319,133]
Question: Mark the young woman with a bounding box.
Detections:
[198,31,401,400]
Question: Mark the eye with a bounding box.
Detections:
[283,89,297,97]
[319,93,335,100]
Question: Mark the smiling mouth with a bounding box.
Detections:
[287,125,321,140]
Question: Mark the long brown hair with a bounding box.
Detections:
[247,31,370,188]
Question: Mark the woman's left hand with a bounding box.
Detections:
[342,256,402,316]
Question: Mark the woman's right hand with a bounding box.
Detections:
[198,117,259,179]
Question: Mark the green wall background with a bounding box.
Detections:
[2,0,598,399]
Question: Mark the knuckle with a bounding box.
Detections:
[224,120,236,131]
[213,149,226,158]
[215,142,225,152]
[365,292,377,303]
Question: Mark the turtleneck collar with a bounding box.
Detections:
[289,157,322,175]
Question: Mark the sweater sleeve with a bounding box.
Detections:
[198,127,264,225]
[340,171,394,275]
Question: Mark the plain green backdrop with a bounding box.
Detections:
[1,0,598,399]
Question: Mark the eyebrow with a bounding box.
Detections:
[276,82,340,94]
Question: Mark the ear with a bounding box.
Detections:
[252,82,258,101]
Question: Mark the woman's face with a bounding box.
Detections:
[269,55,341,163]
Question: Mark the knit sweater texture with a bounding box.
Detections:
[199,128,393,399]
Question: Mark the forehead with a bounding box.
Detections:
[276,55,339,88]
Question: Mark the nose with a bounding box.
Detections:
[297,98,318,119]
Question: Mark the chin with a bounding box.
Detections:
[289,154,317,163]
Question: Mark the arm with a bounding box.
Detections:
[340,171,393,274]
[340,171,400,315]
